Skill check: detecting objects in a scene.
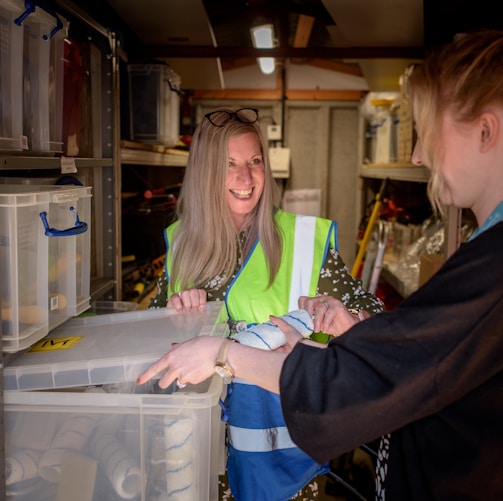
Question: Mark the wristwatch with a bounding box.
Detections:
[214,338,236,384]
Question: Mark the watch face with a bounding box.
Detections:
[215,363,233,383]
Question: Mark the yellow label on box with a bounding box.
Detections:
[29,336,83,352]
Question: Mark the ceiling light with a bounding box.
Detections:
[251,24,274,48]
[250,24,276,75]
[256,57,275,75]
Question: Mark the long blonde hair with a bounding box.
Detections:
[170,107,282,289]
[406,30,503,215]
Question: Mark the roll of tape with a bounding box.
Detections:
[163,416,195,500]
[90,433,141,499]
[5,449,41,485]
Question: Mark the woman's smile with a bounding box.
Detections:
[229,187,254,199]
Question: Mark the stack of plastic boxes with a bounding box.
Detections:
[0,184,92,352]
[4,302,228,501]
[0,0,67,153]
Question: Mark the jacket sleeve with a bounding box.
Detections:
[280,223,503,464]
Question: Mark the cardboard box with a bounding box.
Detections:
[418,253,445,287]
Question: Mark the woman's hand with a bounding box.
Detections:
[298,295,367,336]
[136,336,223,389]
[137,334,289,394]
[168,288,207,312]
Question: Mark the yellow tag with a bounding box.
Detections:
[29,336,83,352]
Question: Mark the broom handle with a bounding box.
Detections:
[351,178,388,277]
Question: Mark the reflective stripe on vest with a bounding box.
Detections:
[288,214,316,311]
[227,424,297,452]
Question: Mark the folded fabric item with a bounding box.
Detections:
[233,309,313,350]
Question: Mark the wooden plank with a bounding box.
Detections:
[193,88,364,101]
[120,140,166,153]
[165,148,189,157]
[291,14,315,64]
[286,89,364,101]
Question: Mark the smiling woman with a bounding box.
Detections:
[147,106,383,501]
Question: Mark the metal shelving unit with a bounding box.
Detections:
[0,4,121,302]
[0,1,121,493]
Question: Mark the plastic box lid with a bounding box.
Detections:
[4,302,228,391]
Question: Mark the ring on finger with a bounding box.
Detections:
[176,379,186,389]
[312,301,327,319]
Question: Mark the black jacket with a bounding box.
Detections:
[281,221,503,500]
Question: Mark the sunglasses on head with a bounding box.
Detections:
[204,108,259,127]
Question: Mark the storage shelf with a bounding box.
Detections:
[360,163,430,182]
[121,148,188,167]
[0,156,113,170]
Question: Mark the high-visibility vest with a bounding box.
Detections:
[225,210,336,501]
[165,210,337,500]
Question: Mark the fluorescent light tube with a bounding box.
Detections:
[251,24,276,74]
[251,24,274,48]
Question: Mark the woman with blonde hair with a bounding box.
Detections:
[149,106,383,500]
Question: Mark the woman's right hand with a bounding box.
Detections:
[167,288,207,312]
[137,335,222,388]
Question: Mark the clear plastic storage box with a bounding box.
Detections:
[0,0,26,151]
[0,184,92,352]
[0,0,67,153]
[4,303,229,501]
[22,4,67,153]
[0,187,49,351]
[128,64,181,147]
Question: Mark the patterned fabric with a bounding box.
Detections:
[220,476,320,500]
[376,434,390,501]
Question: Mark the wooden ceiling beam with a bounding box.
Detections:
[192,88,365,101]
[145,45,425,59]
[291,14,315,64]
[293,14,315,48]
[304,58,364,77]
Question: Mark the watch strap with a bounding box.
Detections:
[215,338,236,379]
[216,338,233,364]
